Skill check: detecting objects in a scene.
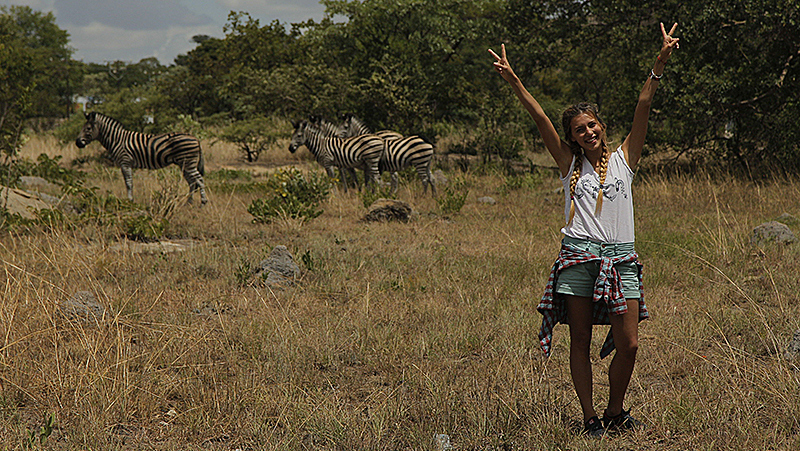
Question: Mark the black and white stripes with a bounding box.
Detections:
[76,112,207,204]
[289,119,384,191]
[338,114,436,195]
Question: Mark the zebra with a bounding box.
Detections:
[288,119,384,192]
[307,115,361,190]
[75,112,207,204]
[337,114,435,195]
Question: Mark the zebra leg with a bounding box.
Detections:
[121,166,134,201]
[427,167,436,196]
[183,168,208,204]
[347,168,360,192]
[390,172,399,193]
[339,167,349,193]
[364,164,380,192]
[423,164,436,196]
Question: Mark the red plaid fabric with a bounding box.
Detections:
[538,242,648,358]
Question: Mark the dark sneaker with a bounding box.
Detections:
[602,408,645,432]
[582,416,605,437]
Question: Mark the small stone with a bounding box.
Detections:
[433,434,453,451]
[58,291,107,324]
[785,330,800,363]
[477,196,496,205]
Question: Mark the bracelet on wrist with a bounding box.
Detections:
[650,69,663,80]
[657,55,668,64]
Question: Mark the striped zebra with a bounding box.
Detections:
[75,112,207,204]
[308,116,360,190]
[338,114,435,195]
[288,119,384,192]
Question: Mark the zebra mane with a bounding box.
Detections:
[340,113,372,137]
[87,112,123,129]
[308,116,339,137]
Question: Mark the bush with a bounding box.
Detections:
[248,168,332,224]
[122,213,168,242]
[437,179,469,215]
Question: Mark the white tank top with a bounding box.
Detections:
[560,147,635,243]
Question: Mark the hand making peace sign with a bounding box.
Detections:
[660,22,680,62]
[488,44,515,83]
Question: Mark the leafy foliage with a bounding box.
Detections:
[248,168,332,224]
[217,116,286,162]
[437,179,469,215]
[2,0,797,175]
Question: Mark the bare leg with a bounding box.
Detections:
[605,298,640,417]
[565,295,597,422]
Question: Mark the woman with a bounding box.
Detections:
[489,23,679,436]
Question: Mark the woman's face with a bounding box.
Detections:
[569,112,605,153]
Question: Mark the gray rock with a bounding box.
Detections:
[785,330,800,363]
[364,198,415,223]
[58,291,107,324]
[477,196,496,205]
[750,221,796,246]
[433,434,453,451]
[0,185,54,219]
[253,245,300,285]
[18,176,58,191]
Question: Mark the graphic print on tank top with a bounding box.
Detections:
[574,175,628,203]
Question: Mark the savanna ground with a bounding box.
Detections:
[1,130,800,450]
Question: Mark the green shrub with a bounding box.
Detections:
[437,180,469,215]
[248,168,331,224]
[499,170,544,195]
[122,213,168,242]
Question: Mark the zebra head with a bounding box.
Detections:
[288,120,309,154]
[337,113,370,139]
[75,112,99,148]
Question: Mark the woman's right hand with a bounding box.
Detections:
[488,44,517,82]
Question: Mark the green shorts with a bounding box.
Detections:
[554,236,641,300]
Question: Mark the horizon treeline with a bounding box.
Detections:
[2,0,799,176]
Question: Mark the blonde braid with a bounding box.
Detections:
[567,150,582,225]
[594,145,610,215]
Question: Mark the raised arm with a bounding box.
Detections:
[489,44,573,177]
[621,22,680,169]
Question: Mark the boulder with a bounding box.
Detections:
[253,245,300,285]
[364,198,415,223]
[750,221,796,246]
[0,185,54,219]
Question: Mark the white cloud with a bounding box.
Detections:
[69,21,221,64]
[0,0,329,64]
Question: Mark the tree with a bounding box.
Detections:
[0,6,80,119]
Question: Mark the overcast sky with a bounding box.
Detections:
[1,0,330,65]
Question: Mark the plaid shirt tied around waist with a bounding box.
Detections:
[537,242,649,359]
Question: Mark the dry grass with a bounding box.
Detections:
[0,135,799,450]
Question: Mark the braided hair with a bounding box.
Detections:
[561,103,610,225]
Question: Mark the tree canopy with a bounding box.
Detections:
[2,0,799,175]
